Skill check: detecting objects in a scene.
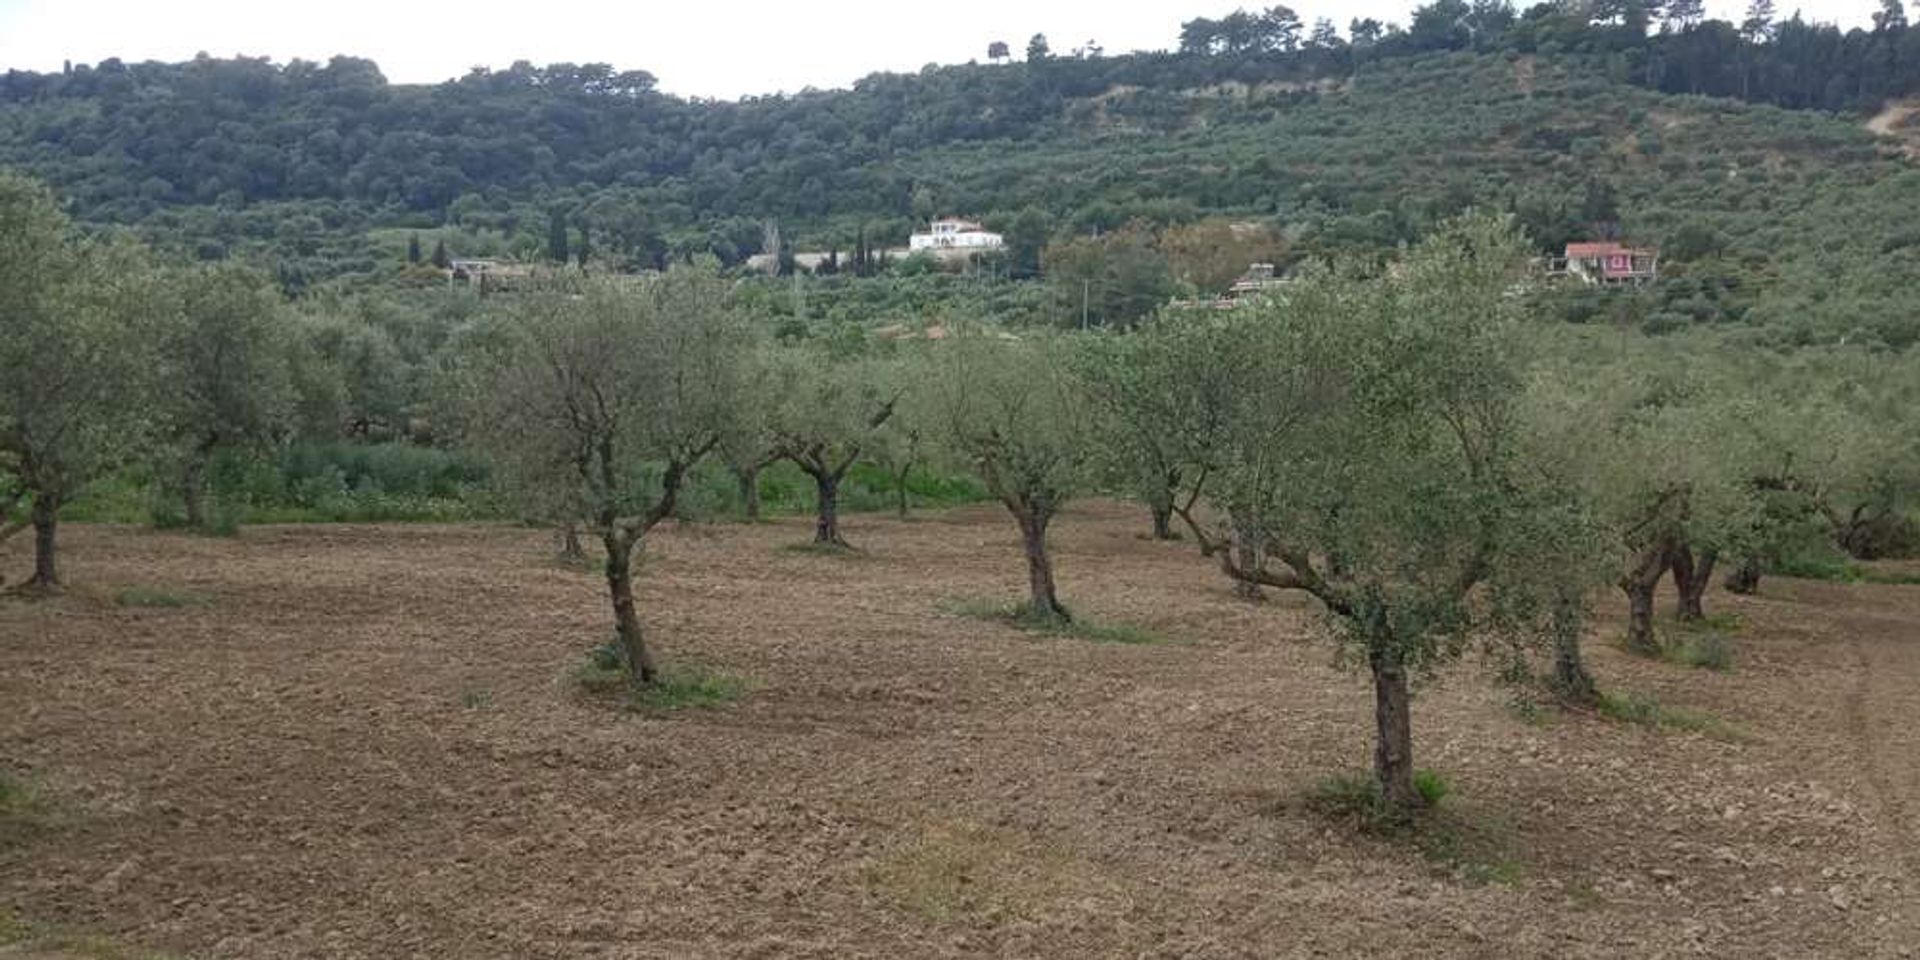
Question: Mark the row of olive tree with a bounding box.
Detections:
[0,172,313,588]
[1076,213,1920,816]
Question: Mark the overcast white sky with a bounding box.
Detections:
[0,0,1880,99]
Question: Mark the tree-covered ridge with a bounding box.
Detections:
[1,1,1917,347]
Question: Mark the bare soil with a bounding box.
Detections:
[3,503,1918,958]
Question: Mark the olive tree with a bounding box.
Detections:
[1077,306,1241,549]
[463,266,750,688]
[0,173,158,590]
[1204,215,1570,815]
[717,346,781,522]
[766,346,897,546]
[916,329,1096,622]
[155,263,294,528]
[1565,353,1759,648]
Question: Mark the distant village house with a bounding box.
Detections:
[909,218,1004,253]
[1557,241,1658,284]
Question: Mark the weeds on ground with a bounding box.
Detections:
[0,770,58,848]
[939,597,1161,645]
[1300,770,1524,884]
[1776,556,1920,585]
[1598,690,1752,743]
[864,821,1089,924]
[779,540,865,558]
[459,688,492,710]
[570,642,748,710]
[1662,633,1735,671]
[0,909,186,959]
[113,585,209,608]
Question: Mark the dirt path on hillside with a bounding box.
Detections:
[1867,101,1917,137]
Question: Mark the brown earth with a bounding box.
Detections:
[2,502,1918,958]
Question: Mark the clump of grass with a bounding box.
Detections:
[0,770,58,849]
[632,667,748,710]
[939,597,1161,645]
[459,688,492,710]
[569,642,747,710]
[113,585,208,608]
[1597,690,1752,743]
[1298,769,1520,882]
[0,909,186,959]
[1304,768,1449,828]
[1663,633,1734,671]
[1413,769,1451,806]
[779,540,865,558]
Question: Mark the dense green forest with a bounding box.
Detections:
[1,2,1917,343]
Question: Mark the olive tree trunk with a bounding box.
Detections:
[181,458,206,530]
[812,471,843,545]
[893,462,913,519]
[1724,556,1762,595]
[1668,544,1717,622]
[1549,592,1597,705]
[556,524,585,564]
[1621,541,1669,655]
[1370,645,1420,815]
[734,464,763,522]
[1015,508,1069,622]
[28,493,59,589]
[602,529,657,688]
[1231,516,1265,602]
[1149,500,1174,540]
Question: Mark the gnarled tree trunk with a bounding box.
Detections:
[1549,592,1597,705]
[1669,544,1717,622]
[602,530,657,689]
[812,471,843,545]
[1370,645,1420,816]
[1621,540,1669,655]
[1016,508,1069,622]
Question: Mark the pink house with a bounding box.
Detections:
[1563,242,1658,284]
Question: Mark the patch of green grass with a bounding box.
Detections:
[1414,810,1526,886]
[631,667,748,710]
[1662,633,1734,671]
[1597,690,1752,743]
[459,688,492,710]
[1299,769,1522,884]
[113,585,209,608]
[1775,555,1920,585]
[778,540,866,558]
[939,597,1162,645]
[0,907,25,945]
[0,910,187,959]
[0,770,58,848]
[569,642,748,710]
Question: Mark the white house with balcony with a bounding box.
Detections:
[909,218,1004,253]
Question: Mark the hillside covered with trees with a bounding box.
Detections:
[1,0,1918,349]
